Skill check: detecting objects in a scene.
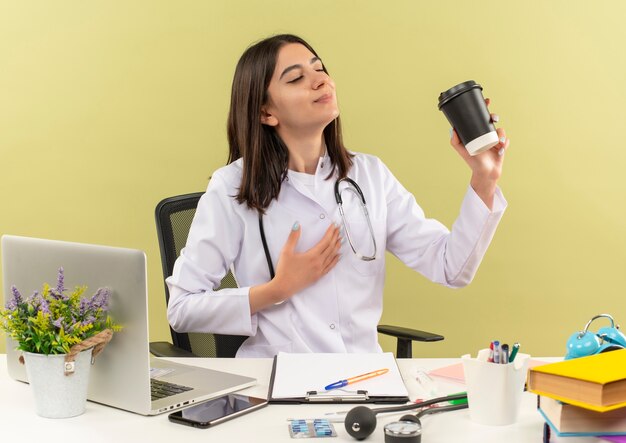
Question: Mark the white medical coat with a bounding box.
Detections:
[166,152,507,357]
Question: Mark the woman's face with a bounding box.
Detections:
[262,43,339,135]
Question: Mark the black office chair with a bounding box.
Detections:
[149,192,444,358]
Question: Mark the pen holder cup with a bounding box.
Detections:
[461,351,530,426]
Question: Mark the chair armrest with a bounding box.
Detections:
[149,341,198,358]
[377,325,444,358]
[377,325,444,342]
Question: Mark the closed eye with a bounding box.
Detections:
[286,65,325,83]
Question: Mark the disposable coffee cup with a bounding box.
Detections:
[461,351,530,426]
[438,81,499,156]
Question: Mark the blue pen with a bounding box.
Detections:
[324,368,389,391]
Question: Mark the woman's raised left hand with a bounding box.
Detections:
[449,98,510,209]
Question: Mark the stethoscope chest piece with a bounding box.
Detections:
[383,420,422,443]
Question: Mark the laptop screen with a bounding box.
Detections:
[2,235,152,413]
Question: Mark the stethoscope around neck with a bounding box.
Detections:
[258,176,378,281]
[334,177,377,262]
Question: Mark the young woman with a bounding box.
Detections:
[166,34,509,357]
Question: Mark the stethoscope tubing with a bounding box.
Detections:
[334,177,377,261]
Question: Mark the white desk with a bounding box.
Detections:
[0,355,606,443]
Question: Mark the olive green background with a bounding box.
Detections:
[2,1,625,357]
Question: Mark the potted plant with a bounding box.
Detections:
[0,267,121,418]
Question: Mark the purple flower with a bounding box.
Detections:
[79,298,90,315]
[40,297,50,315]
[52,317,64,329]
[5,286,22,310]
[82,315,96,327]
[26,291,41,310]
[56,267,65,294]
[48,288,62,300]
[90,287,110,312]
[12,286,22,301]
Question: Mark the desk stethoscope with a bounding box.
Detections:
[258,177,378,279]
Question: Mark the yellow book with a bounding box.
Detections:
[528,349,626,412]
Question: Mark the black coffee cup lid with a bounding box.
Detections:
[438,80,482,109]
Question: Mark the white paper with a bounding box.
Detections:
[271,352,408,399]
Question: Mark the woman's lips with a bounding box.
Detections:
[315,93,333,103]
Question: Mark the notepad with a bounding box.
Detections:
[428,363,466,383]
[428,358,548,384]
[268,352,409,404]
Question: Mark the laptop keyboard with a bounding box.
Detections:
[150,378,194,401]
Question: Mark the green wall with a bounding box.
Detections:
[2,1,625,357]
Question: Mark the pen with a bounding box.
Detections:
[324,368,389,391]
[501,344,509,364]
[493,340,501,364]
[509,342,520,363]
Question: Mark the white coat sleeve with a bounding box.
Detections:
[383,163,506,288]
[166,173,258,336]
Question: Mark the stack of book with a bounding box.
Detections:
[528,349,626,438]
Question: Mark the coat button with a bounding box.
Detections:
[329,324,335,329]
[319,214,326,219]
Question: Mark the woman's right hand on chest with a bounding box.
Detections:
[274,221,342,298]
[249,222,341,313]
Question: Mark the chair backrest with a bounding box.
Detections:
[155,193,247,357]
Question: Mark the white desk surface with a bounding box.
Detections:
[0,355,606,443]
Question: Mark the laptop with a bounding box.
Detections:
[1,235,256,415]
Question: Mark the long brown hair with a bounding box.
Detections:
[226,34,352,213]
